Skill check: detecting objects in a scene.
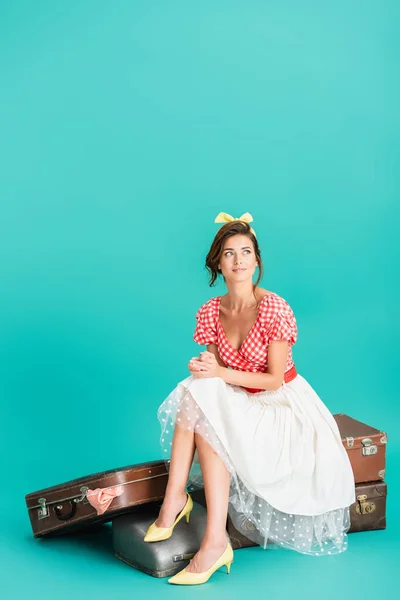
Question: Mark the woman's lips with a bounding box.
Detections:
[232,268,246,272]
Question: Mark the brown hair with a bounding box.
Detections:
[205,221,264,288]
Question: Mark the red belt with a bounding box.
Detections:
[241,364,298,394]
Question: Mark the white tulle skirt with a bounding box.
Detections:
[157,373,356,556]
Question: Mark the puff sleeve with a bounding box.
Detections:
[193,301,218,346]
[266,299,298,345]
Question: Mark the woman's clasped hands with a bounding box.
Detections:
[188,351,222,379]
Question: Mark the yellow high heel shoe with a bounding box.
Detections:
[167,541,234,585]
[143,493,193,542]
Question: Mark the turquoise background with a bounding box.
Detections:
[1,1,398,598]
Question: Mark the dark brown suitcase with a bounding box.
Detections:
[333,413,387,483]
[25,460,169,538]
[349,480,387,532]
[192,480,387,550]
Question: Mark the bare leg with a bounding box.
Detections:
[184,431,231,574]
[155,423,196,527]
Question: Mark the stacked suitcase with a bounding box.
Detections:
[334,414,387,533]
[25,413,388,576]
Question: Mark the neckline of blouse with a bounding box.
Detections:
[215,292,274,354]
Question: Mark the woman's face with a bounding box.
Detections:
[218,234,258,281]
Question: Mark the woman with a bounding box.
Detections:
[144,212,356,585]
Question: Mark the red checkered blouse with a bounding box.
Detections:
[193,292,297,389]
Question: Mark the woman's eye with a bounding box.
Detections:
[224,250,251,257]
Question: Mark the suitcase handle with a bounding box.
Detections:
[54,500,77,521]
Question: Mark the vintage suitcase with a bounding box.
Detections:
[112,500,210,578]
[25,460,169,538]
[192,480,387,550]
[333,413,387,483]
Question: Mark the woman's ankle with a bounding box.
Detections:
[201,533,229,549]
[162,489,188,507]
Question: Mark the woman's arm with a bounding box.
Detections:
[221,340,289,391]
[220,340,289,391]
[191,340,289,391]
[206,343,226,368]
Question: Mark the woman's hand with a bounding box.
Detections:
[188,351,222,379]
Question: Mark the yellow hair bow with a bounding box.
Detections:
[214,212,256,237]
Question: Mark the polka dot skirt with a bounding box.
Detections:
[158,385,350,557]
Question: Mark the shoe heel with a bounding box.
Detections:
[226,560,233,574]
[185,511,191,524]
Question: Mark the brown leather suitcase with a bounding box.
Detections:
[333,413,387,483]
[192,480,387,550]
[25,460,169,538]
[349,480,387,532]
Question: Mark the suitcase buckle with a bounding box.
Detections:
[355,494,376,515]
[361,438,377,456]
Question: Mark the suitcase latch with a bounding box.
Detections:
[75,486,90,504]
[173,553,196,563]
[345,437,354,448]
[355,494,376,515]
[361,438,378,456]
[38,497,49,520]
